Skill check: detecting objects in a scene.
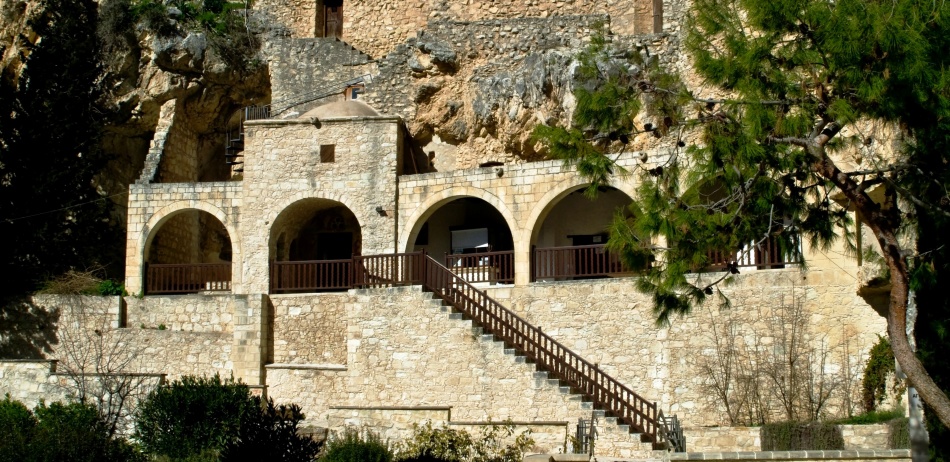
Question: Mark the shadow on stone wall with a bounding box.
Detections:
[0,297,59,359]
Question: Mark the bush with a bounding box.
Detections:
[0,397,142,462]
[393,421,534,462]
[0,397,36,461]
[760,421,844,450]
[887,418,910,449]
[135,374,252,459]
[220,398,323,462]
[321,428,393,462]
[834,408,904,425]
[862,336,896,413]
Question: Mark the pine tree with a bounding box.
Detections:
[534,0,950,439]
[0,0,121,296]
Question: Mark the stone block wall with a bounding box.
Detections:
[265,37,374,111]
[0,360,67,408]
[240,116,402,293]
[265,286,655,456]
[147,209,202,265]
[682,424,891,452]
[255,0,683,58]
[125,294,236,332]
[157,103,199,182]
[125,182,242,295]
[483,269,886,426]
[270,294,348,365]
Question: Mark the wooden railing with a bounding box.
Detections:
[270,259,352,293]
[145,263,231,295]
[707,236,801,270]
[421,254,679,450]
[444,250,514,284]
[533,244,627,280]
[353,253,425,288]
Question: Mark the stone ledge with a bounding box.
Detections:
[330,405,452,411]
[245,115,402,127]
[670,450,911,461]
[449,420,568,427]
[265,363,347,371]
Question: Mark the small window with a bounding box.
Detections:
[320,145,335,163]
[345,84,364,100]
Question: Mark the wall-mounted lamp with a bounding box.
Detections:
[375,206,387,216]
[494,167,504,178]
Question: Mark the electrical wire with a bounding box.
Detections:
[2,191,128,223]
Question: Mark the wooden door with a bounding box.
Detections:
[325,0,343,39]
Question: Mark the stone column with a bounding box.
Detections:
[231,294,271,386]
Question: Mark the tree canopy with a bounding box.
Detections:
[0,0,122,297]
[534,0,950,438]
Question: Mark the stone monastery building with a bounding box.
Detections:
[6,0,890,457]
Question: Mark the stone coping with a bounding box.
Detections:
[265,363,347,371]
[669,450,912,460]
[449,420,569,427]
[329,405,452,411]
[245,115,402,127]
[0,359,57,364]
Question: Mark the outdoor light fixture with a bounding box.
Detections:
[495,167,504,177]
[375,206,386,216]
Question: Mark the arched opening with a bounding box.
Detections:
[410,197,514,285]
[144,210,233,294]
[531,186,638,281]
[269,198,362,292]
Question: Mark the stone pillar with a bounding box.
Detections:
[231,294,271,386]
[514,237,532,286]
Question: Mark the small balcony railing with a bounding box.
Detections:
[707,236,801,270]
[145,263,232,295]
[533,244,629,280]
[444,250,515,285]
[270,259,353,293]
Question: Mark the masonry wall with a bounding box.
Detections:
[483,268,886,426]
[256,0,682,58]
[125,182,242,295]
[264,286,655,457]
[239,116,402,293]
[270,294,348,365]
[265,38,374,112]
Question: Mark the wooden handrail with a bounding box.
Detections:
[146,263,231,295]
[420,254,676,449]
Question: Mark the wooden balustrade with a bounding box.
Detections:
[533,244,627,280]
[270,259,353,293]
[145,263,232,295]
[707,235,801,270]
[421,254,673,449]
[353,252,425,288]
[444,250,514,284]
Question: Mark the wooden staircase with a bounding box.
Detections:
[415,254,685,451]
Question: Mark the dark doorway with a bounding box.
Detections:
[317,232,353,260]
[325,0,343,39]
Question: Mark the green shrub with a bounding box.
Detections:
[0,396,36,461]
[321,428,393,462]
[834,408,904,425]
[761,421,844,450]
[220,397,323,462]
[0,398,142,462]
[887,418,910,449]
[96,279,127,296]
[135,374,252,459]
[393,421,534,462]
[862,336,895,413]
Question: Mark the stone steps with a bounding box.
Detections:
[421,290,657,455]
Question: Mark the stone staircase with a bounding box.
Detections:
[421,291,661,458]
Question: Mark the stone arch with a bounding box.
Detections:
[141,201,240,266]
[520,177,637,252]
[139,201,241,293]
[400,187,519,254]
[267,196,364,261]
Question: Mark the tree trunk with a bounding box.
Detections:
[815,156,950,430]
